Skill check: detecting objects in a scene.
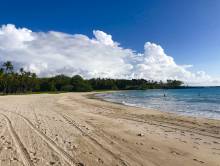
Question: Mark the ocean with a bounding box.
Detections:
[96,87,220,120]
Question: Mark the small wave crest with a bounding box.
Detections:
[97,88,220,120]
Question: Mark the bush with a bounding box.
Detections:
[71,75,93,92]
[61,85,74,91]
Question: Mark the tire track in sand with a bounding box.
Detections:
[0,126,7,154]
[54,110,128,166]
[0,113,34,166]
[3,110,77,166]
[0,126,6,138]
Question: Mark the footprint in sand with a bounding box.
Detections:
[136,142,144,145]
[76,162,85,166]
[5,140,11,145]
[171,150,181,155]
[30,150,37,156]
[122,138,127,142]
[193,146,199,150]
[98,158,104,164]
[193,158,204,164]
[32,157,40,164]
[203,141,211,145]
[194,138,202,141]
[151,147,159,151]
[194,142,200,145]
[179,139,187,143]
[213,141,220,144]
[5,146,12,150]
[10,157,18,161]
[48,161,56,165]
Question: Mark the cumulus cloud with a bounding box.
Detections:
[93,30,117,46]
[0,24,219,86]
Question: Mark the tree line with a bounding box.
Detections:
[0,61,183,94]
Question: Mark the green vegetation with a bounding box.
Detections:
[0,61,183,94]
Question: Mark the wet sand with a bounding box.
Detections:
[0,92,219,166]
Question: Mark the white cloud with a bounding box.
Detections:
[92,30,117,46]
[0,24,219,86]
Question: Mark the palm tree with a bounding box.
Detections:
[0,68,4,92]
[3,61,13,73]
[2,61,14,93]
[0,68,4,75]
[19,67,24,74]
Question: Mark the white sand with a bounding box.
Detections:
[0,92,219,166]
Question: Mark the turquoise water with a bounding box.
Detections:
[97,87,220,119]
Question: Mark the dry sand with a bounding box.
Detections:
[0,92,219,166]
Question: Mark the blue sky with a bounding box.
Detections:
[0,0,220,84]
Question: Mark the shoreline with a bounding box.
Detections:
[97,91,220,126]
[87,91,220,122]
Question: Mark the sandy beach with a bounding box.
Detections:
[0,92,219,166]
